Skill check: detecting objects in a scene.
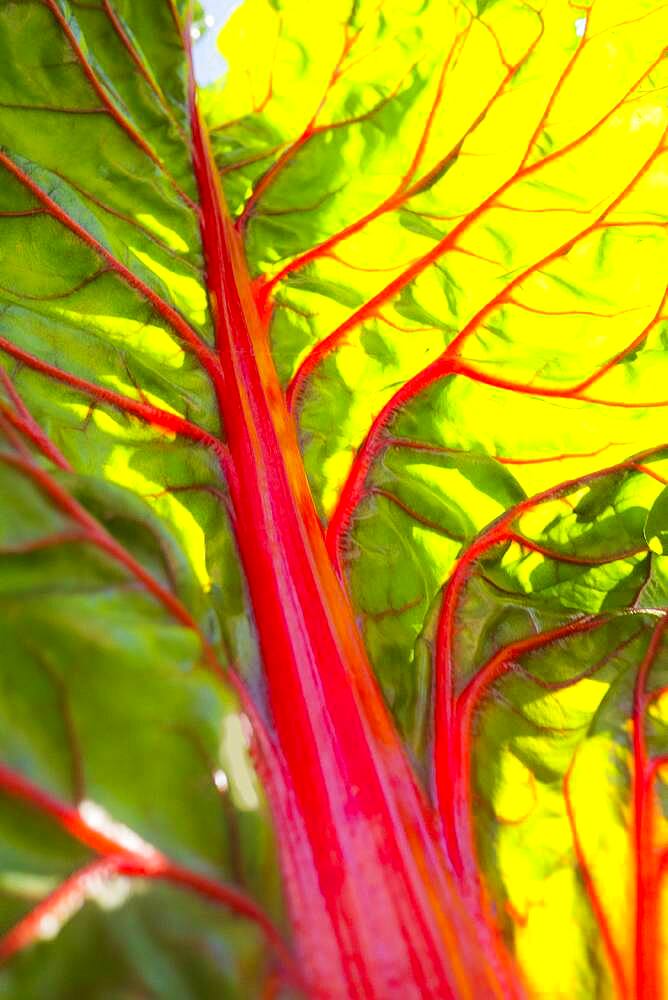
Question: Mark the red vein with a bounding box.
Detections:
[0,530,85,555]
[0,368,71,469]
[563,760,630,999]
[0,766,295,975]
[235,10,369,233]
[498,444,621,465]
[0,335,228,468]
[452,359,668,408]
[0,857,132,963]
[0,101,106,115]
[101,0,189,144]
[631,463,668,486]
[449,615,607,877]
[0,208,43,218]
[165,0,182,37]
[0,151,222,391]
[0,449,216,656]
[41,0,197,211]
[505,532,645,566]
[370,487,464,540]
[632,615,668,1000]
[515,20,588,173]
[388,436,620,468]
[0,763,135,855]
[516,629,642,693]
[0,267,108,303]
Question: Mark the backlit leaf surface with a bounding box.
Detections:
[0,0,666,996]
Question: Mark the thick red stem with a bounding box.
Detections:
[188,58,512,1000]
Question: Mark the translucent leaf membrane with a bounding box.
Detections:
[0,2,283,994]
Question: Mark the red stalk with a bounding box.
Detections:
[187,53,514,1000]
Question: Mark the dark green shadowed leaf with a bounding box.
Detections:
[0,2,285,995]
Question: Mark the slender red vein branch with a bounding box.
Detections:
[0,101,106,115]
[0,530,86,555]
[632,463,668,486]
[0,766,295,974]
[0,409,34,460]
[101,0,189,144]
[0,335,229,470]
[0,763,143,855]
[235,8,369,233]
[388,436,620,467]
[447,615,607,880]
[0,400,72,468]
[451,359,668,408]
[0,151,223,396]
[41,0,197,211]
[0,857,134,963]
[165,0,182,37]
[0,267,108,303]
[563,760,630,999]
[0,449,222,673]
[517,629,642,693]
[646,754,668,785]
[370,487,464,540]
[505,532,645,566]
[218,143,288,179]
[0,208,44,218]
[0,368,71,470]
[515,20,588,174]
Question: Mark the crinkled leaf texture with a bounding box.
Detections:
[0,0,666,997]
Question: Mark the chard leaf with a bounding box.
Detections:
[0,0,666,996]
